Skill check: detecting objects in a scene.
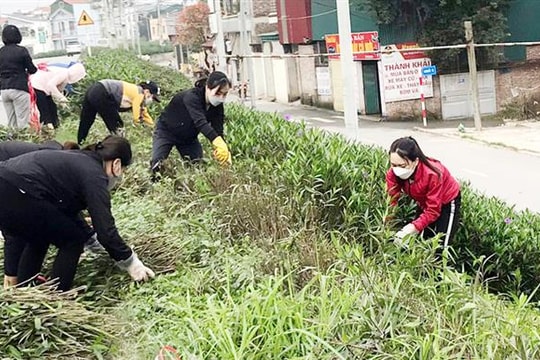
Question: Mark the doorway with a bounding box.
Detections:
[362,61,381,114]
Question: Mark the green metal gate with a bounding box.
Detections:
[362,61,381,114]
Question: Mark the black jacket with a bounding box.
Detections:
[0,150,132,261]
[0,44,37,92]
[157,86,224,143]
[0,140,62,161]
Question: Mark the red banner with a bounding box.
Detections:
[325,31,380,61]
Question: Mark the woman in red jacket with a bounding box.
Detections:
[386,136,461,248]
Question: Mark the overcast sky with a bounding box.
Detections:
[0,0,161,15]
[0,0,53,14]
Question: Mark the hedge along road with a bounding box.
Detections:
[233,96,540,214]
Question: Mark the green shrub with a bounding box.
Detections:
[3,50,540,359]
[33,49,67,59]
[135,40,174,55]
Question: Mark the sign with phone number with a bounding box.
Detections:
[325,31,380,61]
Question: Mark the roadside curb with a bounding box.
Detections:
[413,126,540,157]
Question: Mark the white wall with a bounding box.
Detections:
[272,58,289,103]
[252,56,266,99]
[296,45,316,105]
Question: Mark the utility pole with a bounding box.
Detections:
[465,21,482,131]
[119,0,127,49]
[336,0,358,131]
[136,13,142,55]
[240,0,256,107]
[156,0,162,44]
[214,0,227,73]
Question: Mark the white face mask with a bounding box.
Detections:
[144,97,153,106]
[392,166,415,180]
[107,174,123,191]
[209,96,224,107]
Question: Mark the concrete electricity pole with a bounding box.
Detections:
[240,0,256,107]
[214,0,227,73]
[465,21,482,131]
[336,0,358,131]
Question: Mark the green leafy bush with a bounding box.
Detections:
[2,50,540,359]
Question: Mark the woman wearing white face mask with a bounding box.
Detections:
[150,71,232,178]
[0,135,154,291]
[386,136,461,248]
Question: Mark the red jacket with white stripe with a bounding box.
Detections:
[386,159,460,231]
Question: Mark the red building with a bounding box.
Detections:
[276,0,312,44]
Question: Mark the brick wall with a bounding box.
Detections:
[255,23,278,36]
[496,46,540,109]
[385,46,540,120]
[253,0,276,17]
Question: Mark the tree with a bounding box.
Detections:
[352,0,511,71]
[175,2,211,51]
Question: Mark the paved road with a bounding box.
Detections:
[244,99,540,214]
[1,54,538,213]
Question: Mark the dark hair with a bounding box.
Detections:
[41,140,80,150]
[62,141,80,150]
[2,25,22,45]
[389,136,441,176]
[194,71,231,90]
[83,135,132,166]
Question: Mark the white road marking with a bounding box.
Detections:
[331,115,344,120]
[461,168,489,178]
[309,117,336,123]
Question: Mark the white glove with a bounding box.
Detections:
[393,223,419,247]
[4,275,17,289]
[117,252,155,282]
[55,96,69,109]
[84,233,105,253]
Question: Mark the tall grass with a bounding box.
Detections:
[2,50,540,359]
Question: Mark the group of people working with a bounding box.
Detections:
[0,32,233,290]
[0,26,460,292]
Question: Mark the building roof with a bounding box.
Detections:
[2,13,48,23]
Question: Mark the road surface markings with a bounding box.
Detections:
[309,117,336,123]
[461,168,489,178]
[331,115,344,120]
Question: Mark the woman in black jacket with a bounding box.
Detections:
[0,136,154,291]
[0,139,81,288]
[150,71,231,177]
[0,25,37,129]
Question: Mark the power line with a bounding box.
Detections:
[279,9,336,21]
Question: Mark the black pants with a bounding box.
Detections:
[421,192,461,247]
[150,123,203,174]
[78,82,122,144]
[35,89,59,127]
[0,180,87,291]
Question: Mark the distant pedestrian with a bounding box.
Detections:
[386,136,461,248]
[30,62,86,130]
[77,79,160,144]
[0,25,37,129]
[150,71,231,178]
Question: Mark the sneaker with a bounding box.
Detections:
[113,128,126,137]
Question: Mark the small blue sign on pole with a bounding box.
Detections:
[421,65,437,76]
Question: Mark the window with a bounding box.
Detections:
[315,41,328,66]
[223,0,239,15]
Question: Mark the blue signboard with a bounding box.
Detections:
[421,65,437,76]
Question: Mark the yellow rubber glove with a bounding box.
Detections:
[211,136,232,166]
[3,275,17,289]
